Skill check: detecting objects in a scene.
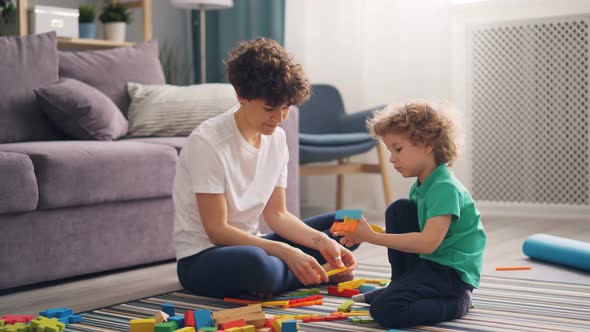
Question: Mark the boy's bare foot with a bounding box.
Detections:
[322,262,355,284]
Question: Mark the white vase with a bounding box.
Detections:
[104,22,126,42]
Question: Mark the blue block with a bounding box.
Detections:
[335,209,362,220]
[194,309,213,329]
[359,284,377,293]
[39,307,73,319]
[523,234,590,271]
[281,320,298,332]
[161,302,175,317]
[68,315,82,323]
[168,315,184,329]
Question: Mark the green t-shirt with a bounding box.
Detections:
[409,164,486,288]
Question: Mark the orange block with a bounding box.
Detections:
[496,266,532,271]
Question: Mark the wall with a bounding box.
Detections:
[285,0,453,216]
[286,0,590,219]
[451,0,590,219]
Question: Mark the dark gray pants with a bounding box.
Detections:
[370,199,473,329]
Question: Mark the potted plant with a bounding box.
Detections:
[0,0,15,24]
[78,4,96,39]
[99,2,131,42]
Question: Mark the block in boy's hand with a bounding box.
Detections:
[335,209,363,220]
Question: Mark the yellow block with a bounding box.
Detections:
[241,325,256,332]
[369,224,384,233]
[338,278,366,292]
[326,266,349,277]
[260,300,290,307]
[173,327,195,332]
[130,318,156,332]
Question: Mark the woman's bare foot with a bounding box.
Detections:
[322,262,355,284]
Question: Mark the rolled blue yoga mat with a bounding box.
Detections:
[522,234,590,271]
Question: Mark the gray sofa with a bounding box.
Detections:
[0,32,300,290]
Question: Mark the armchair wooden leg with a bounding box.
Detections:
[377,143,394,206]
[336,159,344,210]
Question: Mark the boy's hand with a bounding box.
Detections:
[334,216,374,247]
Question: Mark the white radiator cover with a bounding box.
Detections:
[468,15,589,217]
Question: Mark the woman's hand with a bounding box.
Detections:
[280,246,328,285]
[334,216,374,247]
[315,234,358,271]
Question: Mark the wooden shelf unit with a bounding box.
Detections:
[17,0,152,49]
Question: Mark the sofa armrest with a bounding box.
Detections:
[283,106,300,217]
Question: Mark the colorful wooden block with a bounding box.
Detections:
[0,315,33,325]
[161,302,175,317]
[335,209,362,220]
[29,316,66,332]
[337,300,354,312]
[280,320,297,332]
[130,318,156,332]
[359,284,377,293]
[168,315,184,329]
[184,311,195,327]
[175,327,196,332]
[195,310,213,330]
[288,288,320,297]
[155,321,178,332]
[218,319,246,330]
[197,327,216,332]
[240,325,256,332]
[155,311,169,324]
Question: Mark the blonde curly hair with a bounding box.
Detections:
[367,102,458,166]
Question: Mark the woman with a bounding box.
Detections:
[173,38,357,298]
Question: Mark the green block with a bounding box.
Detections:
[0,320,4,327]
[290,288,320,296]
[337,300,354,312]
[198,328,217,332]
[154,321,177,332]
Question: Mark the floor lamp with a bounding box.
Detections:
[170,0,233,83]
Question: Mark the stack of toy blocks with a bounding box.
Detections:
[130,302,276,332]
[0,307,82,332]
[330,210,362,233]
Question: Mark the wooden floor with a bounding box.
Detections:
[1,215,589,317]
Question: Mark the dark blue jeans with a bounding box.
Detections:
[177,212,358,298]
[370,199,473,329]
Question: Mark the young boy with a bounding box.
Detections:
[173,38,356,299]
[334,102,486,329]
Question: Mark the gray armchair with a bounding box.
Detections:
[299,84,393,209]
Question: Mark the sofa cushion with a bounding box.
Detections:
[0,141,177,210]
[34,78,128,140]
[119,136,186,153]
[0,151,39,214]
[59,40,165,116]
[126,82,237,137]
[0,32,62,143]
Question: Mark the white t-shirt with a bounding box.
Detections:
[173,106,289,260]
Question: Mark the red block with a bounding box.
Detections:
[327,285,360,298]
[219,319,246,330]
[184,310,195,327]
[1,315,34,324]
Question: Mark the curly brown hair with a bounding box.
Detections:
[368,102,458,166]
[225,38,310,107]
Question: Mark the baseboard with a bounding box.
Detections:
[477,201,590,221]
